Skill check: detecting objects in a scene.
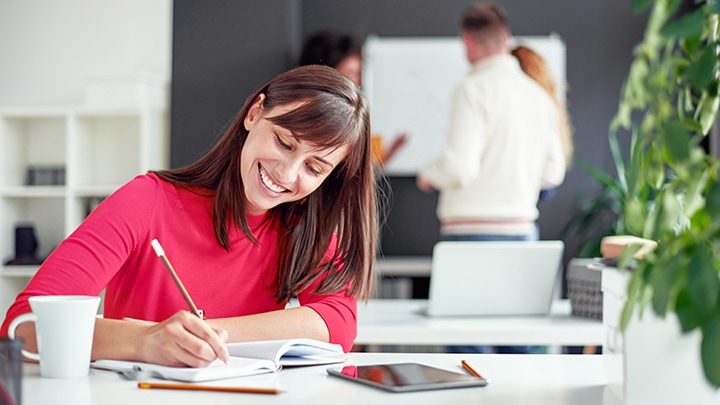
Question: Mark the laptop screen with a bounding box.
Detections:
[427,241,564,316]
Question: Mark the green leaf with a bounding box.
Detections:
[626,129,648,196]
[619,245,642,272]
[682,167,709,218]
[681,35,702,56]
[701,316,720,387]
[705,178,720,218]
[687,244,719,314]
[675,289,703,331]
[688,43,718,91]
[661,120,692,163]
[697,93,720,135]
[609,130,628,191]
[578,160,624,195]
[647,188,681,240]
[645,0,682,37]
[650,252,684,314]
[624,198,647,235]
[633,0,655,13]
[660,8,707,39]
[621,269,645,331]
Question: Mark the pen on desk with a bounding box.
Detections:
[138,382,282,395]
[151,238,205,319]
[461,360,485,379]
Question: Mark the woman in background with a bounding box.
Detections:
[512,44,574,202]
[300,30,407,166]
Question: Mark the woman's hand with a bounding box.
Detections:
[138,311,230,367]
[416,175,435,192]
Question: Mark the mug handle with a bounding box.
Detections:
[7,312,41,361]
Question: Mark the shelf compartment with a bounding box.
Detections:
[0,197,66,266]
[70,114,142,188]
[0,115,68,188]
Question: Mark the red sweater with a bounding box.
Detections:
[0,174,357,351]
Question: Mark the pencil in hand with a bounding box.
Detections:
[151,238,205,319]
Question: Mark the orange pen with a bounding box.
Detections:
[461,360,485,379]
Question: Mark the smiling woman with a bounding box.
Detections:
[1,65,378,368]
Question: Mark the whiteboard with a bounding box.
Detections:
[362,34,566,175]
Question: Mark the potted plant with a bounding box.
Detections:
[587,0,720,400]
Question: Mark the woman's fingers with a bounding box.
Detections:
[141,311,229,367]
[180,313,230,363]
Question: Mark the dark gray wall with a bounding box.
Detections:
[171,0,300,165]
[171,0,648,262]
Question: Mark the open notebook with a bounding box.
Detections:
[92,338,347,382]
[426,240,564,317]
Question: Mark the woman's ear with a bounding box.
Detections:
[244,94,266,131]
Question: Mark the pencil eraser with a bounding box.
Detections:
[150,239,165,257]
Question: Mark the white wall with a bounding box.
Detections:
[0,0,172,106]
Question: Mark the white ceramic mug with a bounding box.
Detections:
[8,295,100,378]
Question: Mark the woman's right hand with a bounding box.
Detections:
[138,310,229,367]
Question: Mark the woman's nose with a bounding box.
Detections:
[274,158,302,184]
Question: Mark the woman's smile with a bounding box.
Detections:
[258,163,287,195]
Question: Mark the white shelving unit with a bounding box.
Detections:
[0,105,168,314]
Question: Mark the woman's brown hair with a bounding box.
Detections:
[153,65,376,302]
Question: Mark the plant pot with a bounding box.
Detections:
[602,267,720,404]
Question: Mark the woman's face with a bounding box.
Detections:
[336,54,362,86]
[241,95,349,216]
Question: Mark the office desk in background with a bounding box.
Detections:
[22,352,618,405]
[356,299,603,347]
[374,257,432,277]
[374,256,433,298]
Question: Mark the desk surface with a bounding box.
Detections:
[374,256,432,277]
[22,352,618,405]
[356,299,603,346]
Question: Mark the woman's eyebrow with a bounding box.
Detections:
[287,133,338,168]
[314,155,333,168]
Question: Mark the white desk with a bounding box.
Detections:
[21,353,619,405]
[374,257,432,277]
[356,299,603,346]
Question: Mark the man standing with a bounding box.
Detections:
[417,2,565,243]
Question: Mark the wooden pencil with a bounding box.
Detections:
[137,382,282,395]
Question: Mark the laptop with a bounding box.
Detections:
[425,240,564,317]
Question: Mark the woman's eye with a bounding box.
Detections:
[306,163,321,176]
[275,135,291,150]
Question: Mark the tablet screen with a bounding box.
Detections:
[326,362,487,392]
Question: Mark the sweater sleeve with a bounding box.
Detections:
[540,106,567,189]
[419,83,485,189]
[302,288,357,352]
[0,174,157,336]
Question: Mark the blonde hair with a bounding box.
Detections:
[512,45,574,167]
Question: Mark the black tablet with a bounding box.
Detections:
[326,362,488,393]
